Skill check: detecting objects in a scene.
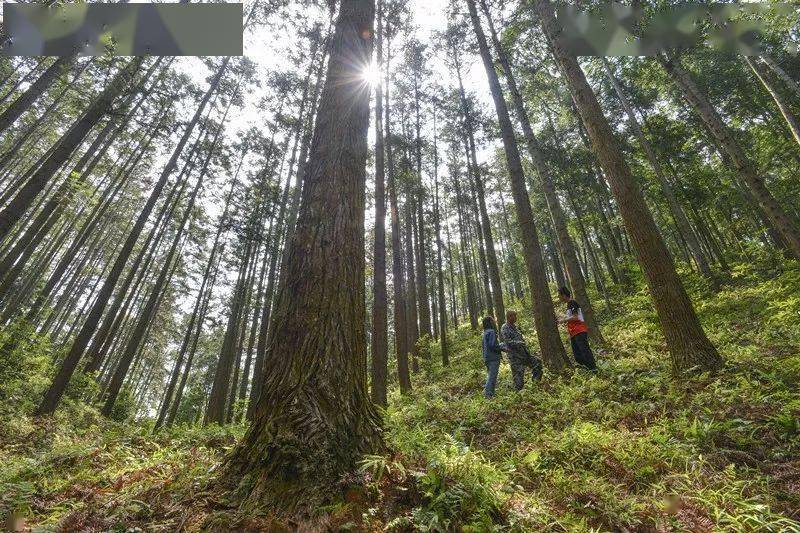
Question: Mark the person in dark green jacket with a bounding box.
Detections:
[481,316,506,398]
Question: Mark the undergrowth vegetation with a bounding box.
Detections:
[1,259,799,531]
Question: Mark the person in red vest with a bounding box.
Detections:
[558,286,597,371]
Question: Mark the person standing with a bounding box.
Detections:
[501,310,543,390]
[558,287,598,371]
[481,316,506,398]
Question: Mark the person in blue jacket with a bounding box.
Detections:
[481,316,507,398]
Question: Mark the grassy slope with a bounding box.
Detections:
[1,261,799,531]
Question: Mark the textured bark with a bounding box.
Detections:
[535,0,722,373]
[370,0,388,407]
[602,58,716,286]
[659,54,800,260]
[220,0,382,507]
[466,0,569,370]
[0,57,144,242]
[0,57,69,135]
[36,59,228,415]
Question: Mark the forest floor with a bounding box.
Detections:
[1,258,799,531]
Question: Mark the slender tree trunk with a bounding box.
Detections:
[220,1,382,506]
[745,56,800,148]
[432,105,449,366]
[466,0,569,370]
[452,168,479,330]
[0,57,144,242]
[370,0,388,407]
[35,59,228,415]
[535,0,722,372]
[385,38,412,394]
[0,57,69,135]
[761,54,800,99]
[659,54,800,259]
[602,58,716,287]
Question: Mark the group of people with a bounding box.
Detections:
[481,287,598,398]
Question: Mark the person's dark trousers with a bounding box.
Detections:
[484,359,500,398]
[509,352,527,391]
[570,332,597,370]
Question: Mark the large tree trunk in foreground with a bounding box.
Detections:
[659,54,800,260]
[221,0,382,508]
[466,0,569,371]
[534,0,722,373]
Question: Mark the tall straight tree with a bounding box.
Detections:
[36,58,229,415]
[744,56,800,149]
[533,0,722,373]
[221,0,383,506]
[658,54,800,260]
[431,102,449,366]
[451,47,505,329]
[0,57,144,242]
[601,58,716,286]
[370,0,389,407]
[463,0,569,371]
[385,26,412,394]
[477,0,601,342]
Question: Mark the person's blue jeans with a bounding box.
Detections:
[484,359,500,398]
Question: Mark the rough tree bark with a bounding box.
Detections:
[370,0,388,407]
[220,0,383,508]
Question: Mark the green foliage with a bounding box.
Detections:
[1,263,799,530]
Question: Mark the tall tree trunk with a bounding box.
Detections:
[35,59,228,415]
[385,37,412,394]
[477,0,602,342]
[659,54,800,259]
[220,0,382,506]
[761,54,800,99]
[411,65,432,340]
[0,57,144,242]
[432,105,449,366]
[534,0,722,373]
[370,0,388,407]
[602,58,716,287]
[465,0,569,370]
[452,168,479,330]
[0,57,69,135]
[745,56,800,148]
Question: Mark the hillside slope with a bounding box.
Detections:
[1,262,799,531]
